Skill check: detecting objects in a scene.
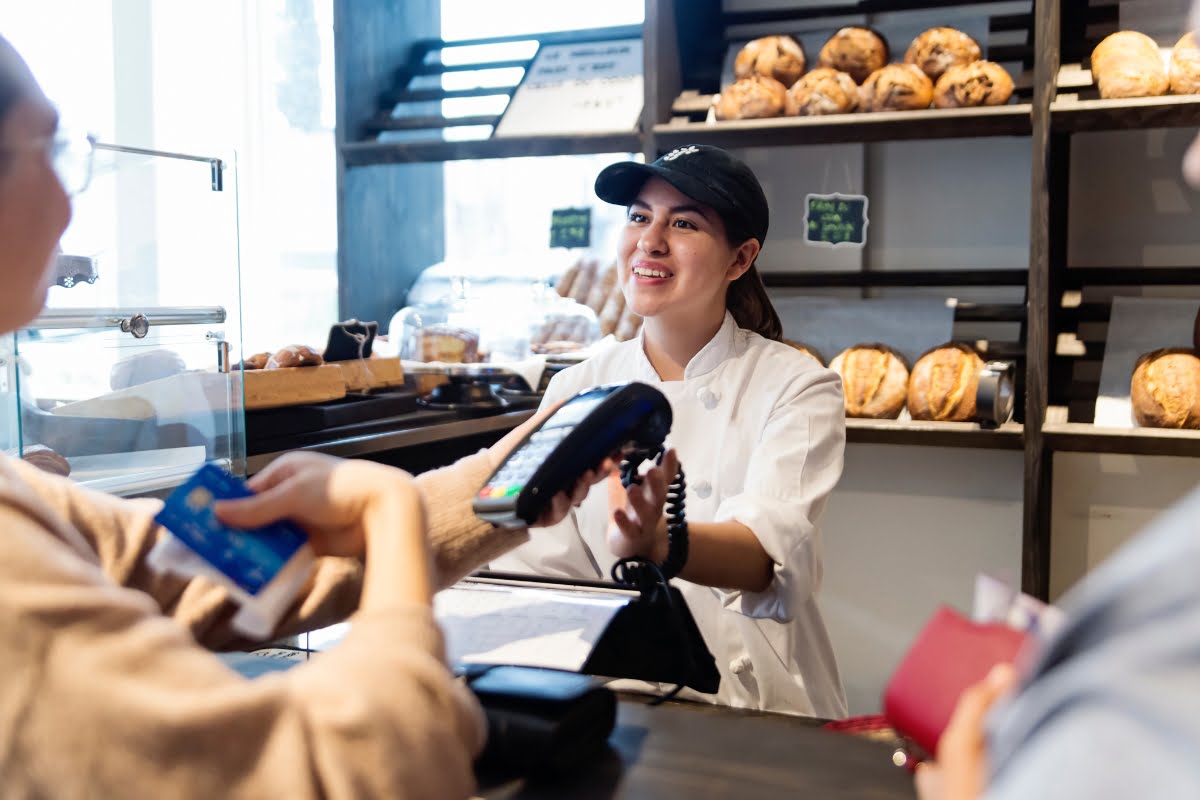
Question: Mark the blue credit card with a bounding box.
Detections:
[154,464,308,595]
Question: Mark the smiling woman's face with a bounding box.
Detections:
[0,39,71,335]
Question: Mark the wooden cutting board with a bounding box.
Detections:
[333,357,405,393]
[243,364,347,410]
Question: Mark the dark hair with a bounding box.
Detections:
[0,35,34,142]
[723,222,783,342]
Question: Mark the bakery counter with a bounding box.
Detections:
[477,694,915,800]
[246,407,536,475]
[846,419,1024,450]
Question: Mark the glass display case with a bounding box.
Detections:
[0,142,244,497]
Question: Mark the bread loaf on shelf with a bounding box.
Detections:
[242,352,271,370]
[1130,348,1200,429]
[735,35,807,88]
[783,340,825,366]
[907,342,986,422]
[817,27,889,85]
[905,27,982,83]
[933,61,1014,108]
[830,343,910,419]
[785,68,859,116]
[714,75,789,120]
[1169,32,1200,95]
[860,64,934,112]
[1090,31,1168,99]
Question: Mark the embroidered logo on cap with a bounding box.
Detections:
[662,145,699,162]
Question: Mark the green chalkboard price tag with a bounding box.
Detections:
[550,207,592,249]
[804,193,869,248]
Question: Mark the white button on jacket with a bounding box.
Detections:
[492,313,849,718]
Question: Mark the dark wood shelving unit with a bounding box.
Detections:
[653,104,1033,149]
[847,419,1024,449]
[333,0,1200,600]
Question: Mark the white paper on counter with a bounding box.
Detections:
[772,296,956,367]
[1094,297,1200,427]
[433,581,631,672]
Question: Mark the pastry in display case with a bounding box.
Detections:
[830,343,911,419]
[1,142,244,497]
[1130,348,1200,429]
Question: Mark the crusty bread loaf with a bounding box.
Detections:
[267,344,324,369]
[1090,31,1168,99]
[1130,348,1200,429]
[419,325,480,363]
[785,68,859,116]
[817,27,889,85]
[585,262,618,313]
[934,61,1014,108]
[1170,32,1200,95]
[860,64,934,112]
[597,279,626,337]
[614,303,642,342]
[905,27,982,83]
[568,258,600,305]
[829,343,910,419]
[22,445,71,477]
[783,339,825,366]
[714,75,789,120]
[735,35,807,88]
[907,342,986,422]
[557,259,582,298]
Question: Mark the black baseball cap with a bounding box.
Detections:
[594,144,769,247]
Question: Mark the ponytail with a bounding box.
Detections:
[727,264,783,342]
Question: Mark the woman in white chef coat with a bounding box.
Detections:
[492,144,848,718]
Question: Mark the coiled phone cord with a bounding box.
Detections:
[610,445,694,704]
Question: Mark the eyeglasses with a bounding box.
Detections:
[0,130,96,196]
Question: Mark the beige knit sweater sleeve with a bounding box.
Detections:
[0,451,527,799]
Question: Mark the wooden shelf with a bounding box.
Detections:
[846,419,1024,450]
[342,131,642,166]
[653,104,1032,150]
[1043,423,1200,457]
[1050,94,1200,133]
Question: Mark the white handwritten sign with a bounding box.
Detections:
[494,39,644,137]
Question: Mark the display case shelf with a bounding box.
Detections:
[653,104,1033,151]
[846,419,1024,449]
[1050,94,1200,133]
[342,132,644,167]
[1043,422,1200,457]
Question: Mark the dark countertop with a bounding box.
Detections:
[478,695,915,800]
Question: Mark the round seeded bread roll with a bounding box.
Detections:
[22,445,71,477]
[933,61,1015,108]
[905,27,982,83]
[783,339,825,366]
[829,343,910,419]
[241,352,271,370]
[1090,31,1168,99]
[785,68,859,115]
[1130,348,1200,429]
[1170,32,1200,95]
[714,75,789,120]
[735,35,807,88]
[860,63,934,111]
[817,27,889,85]
[266,344,324,369]
[907,342,986,422]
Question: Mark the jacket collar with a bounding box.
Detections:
[634,311,738,382]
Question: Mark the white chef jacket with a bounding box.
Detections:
[491,312,848,718]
